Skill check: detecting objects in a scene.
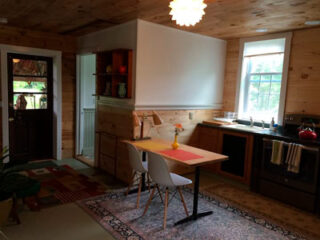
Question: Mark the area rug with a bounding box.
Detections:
[20,165,106,208]
[77,187,306,240]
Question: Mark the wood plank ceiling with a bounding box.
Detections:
[0,0,319,39]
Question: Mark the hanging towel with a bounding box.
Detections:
[286,143,303,174]
[270,140,284,165]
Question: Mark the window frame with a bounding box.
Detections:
[235,32,292,125]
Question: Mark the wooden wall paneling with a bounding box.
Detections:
[61,52,76,158]
[222,39,240,112]
[285,28,320,115]
[222,27,320,117]
[1,1,320,39]
[0,26,77,159]
[0,26,76,53]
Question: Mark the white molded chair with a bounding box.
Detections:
[143,151,192,229]
[126,143,151,208]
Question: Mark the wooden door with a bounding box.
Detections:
[7,53,53,164]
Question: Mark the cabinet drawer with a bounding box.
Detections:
[198,126,219,152]
[100,153,115,176]
[100,133,116,157]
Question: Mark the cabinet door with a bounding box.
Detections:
[97,132,117,176]
[197,126,219,152]
[218,130,253,185]
[197,126,220,172]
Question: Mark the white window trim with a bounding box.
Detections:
[235,32,292,125]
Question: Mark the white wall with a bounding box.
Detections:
[80,54,96,109]
[77,20,137,53]
[135,20,226,109]
[77,20,137,105]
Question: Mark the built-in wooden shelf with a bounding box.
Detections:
[13,74,48,78]
[95,49,132,99]
[93,73,128,77]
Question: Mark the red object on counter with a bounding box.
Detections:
[299,128,318,140]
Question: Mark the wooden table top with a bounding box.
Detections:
[124,138,228,167]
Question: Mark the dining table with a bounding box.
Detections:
[125,138,228,225]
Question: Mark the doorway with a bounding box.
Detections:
[76,54,96,166]
[7,53,53,163]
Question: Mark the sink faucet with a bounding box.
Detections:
[250,116,254,127]
[261,120,265,129]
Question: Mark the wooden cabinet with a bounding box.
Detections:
[95,49,132,98]
[197,125,254,185]
[217,130,254,185]
[96,132,117,176]
[197,126,220,172]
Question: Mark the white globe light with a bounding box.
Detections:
[169,0,207,27]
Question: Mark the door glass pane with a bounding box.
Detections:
[12,58,47,76]
[13,78,47,93]
[13,93,48,110]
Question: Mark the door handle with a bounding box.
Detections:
[9,117,14,122]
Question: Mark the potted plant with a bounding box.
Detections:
[0,146,12,226]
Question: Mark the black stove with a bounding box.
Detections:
[253,114,320,214]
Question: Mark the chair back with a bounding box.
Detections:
[127,143,147,173]
[147,151,174,187]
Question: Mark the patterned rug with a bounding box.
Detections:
[20,165,106,208]
[77,187,306,240]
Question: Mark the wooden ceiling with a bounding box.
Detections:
[0,0,320,39]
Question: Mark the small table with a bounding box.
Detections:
[126,138,228,224]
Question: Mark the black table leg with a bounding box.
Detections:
[128,151,147,194]
[141,151,146,191]
[175,166,213,225]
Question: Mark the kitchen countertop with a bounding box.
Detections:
[199,123,320,147]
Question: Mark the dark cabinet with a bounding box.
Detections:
[220,133,247,177]
[217,130,253,185]
[197,125,254,185]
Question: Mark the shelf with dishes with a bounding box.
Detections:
[95,49,132,99]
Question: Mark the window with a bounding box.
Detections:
[237,34,292,124]
[11,58,49,110]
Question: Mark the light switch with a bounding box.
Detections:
[189,112,194,120]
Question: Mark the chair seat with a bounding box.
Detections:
[141,161,148,173]
[170,173,192,186]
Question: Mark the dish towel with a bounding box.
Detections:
[286,143,303,174]
[271,140,284,165]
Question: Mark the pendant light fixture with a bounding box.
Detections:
[169,0,207,27]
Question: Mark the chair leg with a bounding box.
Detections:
[156,184,164,204]
[136,176,143,208]
[163,187,169,230]
[147,173,151,193]
[177,187,189,217]
[142,187,156,216]
[125,171,136,196]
